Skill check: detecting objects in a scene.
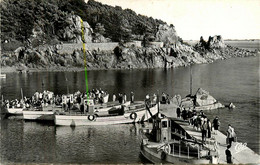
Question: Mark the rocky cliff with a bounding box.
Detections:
[1,35,257,72]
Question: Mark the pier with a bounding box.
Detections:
[160,105,260,164]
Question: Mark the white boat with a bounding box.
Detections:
[140,117,219,164]
[6,107,23,115]
[23,110,55,121]
[23,105,63,121]
[0,74,6,79]
[22,100,132,121]
[55,103,158,126]
[94,101,132,116]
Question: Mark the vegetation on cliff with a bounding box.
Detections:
[1,0,170,47]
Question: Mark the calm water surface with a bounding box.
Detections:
[1,56,259,163]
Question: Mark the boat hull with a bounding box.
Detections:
[23,111,55,121]
[6,107,23,115]
[140,143,210,164]
[55,104,158,126]
[0,74,6,79]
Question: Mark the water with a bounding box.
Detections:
[225,40,260,51]
[1,56,259,163]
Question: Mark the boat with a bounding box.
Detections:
[22,99,131,121]
[5,88,25,115]
[6,106,23,115]
[23,105,63,121]
[140,117,219,164]
[54,103,158,126]
[0,74,6,79]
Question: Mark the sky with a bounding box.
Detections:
[92,0,260,40]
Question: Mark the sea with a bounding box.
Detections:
[0,53,259,163]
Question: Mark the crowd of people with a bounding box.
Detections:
[176,108,223,143]
[176,106,238,164]
[4,89,138,112]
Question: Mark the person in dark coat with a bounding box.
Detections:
[182,108,187,120]
[207,119,212,138]
[161,93,166,104]
[80,104,84,114]
[176,107,181,118]
[213,116,220,135]
[225,145,232,163]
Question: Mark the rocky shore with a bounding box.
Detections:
[1,0,258,73]
[1,36,258,73]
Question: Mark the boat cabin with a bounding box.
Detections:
[151,117,193,143]
[144,117,218,162]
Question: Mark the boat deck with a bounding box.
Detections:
[160,106,260,164]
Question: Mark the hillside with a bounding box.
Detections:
[1,0,177,49]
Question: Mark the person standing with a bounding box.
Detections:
[161,92,166,104]
[152,93,157,103]
[201,118,208,143]
[207,119,212,138]
[145,94,151,108]
[182,108,187,120]
[80,103,84,114]
[118,93,122,104]
[227,124,236,146]
[130,92,134,103]
[225,145,232,164]
[123,93,127,103]
[176,107,181,118]
[212,116,220,135]
[112,93,116,102]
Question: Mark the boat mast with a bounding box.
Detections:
[65,76,69,94]
[21,88,24,102]
[190,63,192,96]
[41,80,44,92]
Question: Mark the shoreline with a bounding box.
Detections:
[1,54,258,73]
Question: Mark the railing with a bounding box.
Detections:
[162,140,201,159]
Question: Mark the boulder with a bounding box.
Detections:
[155,24,178,45]
[208,35,226,49]
[195,88,217,106]
[57,15,93,43]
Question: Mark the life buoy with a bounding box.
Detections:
[88,115,96,121]
[130,112,137,120]
[161,151,167,160]
[164,144,171,154]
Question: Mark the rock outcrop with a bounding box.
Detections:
[56,14,93,43]
[155,24,178,45]
[208,35,226,49]
[2,36,256,72]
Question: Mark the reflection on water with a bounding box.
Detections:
[0,56,259,163]
[1,119,147,164]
